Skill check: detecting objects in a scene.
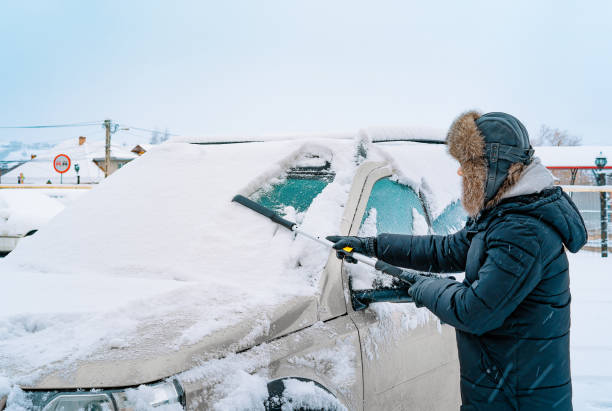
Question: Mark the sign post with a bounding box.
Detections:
[53,154,71,184]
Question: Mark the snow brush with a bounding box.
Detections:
[231,194,420,286]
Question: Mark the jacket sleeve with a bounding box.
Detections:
[408,220,542,336]
[376,227,471,273]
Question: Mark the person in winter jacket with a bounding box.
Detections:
[328,111,587,410]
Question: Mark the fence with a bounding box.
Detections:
[562,185,611,254]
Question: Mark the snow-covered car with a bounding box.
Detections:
[0,191,65,255]
[0,133,465,410]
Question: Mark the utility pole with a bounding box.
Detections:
[104,119,111,177]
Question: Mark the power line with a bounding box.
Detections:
[0,120,180,140]
[0,121,104,129]
[120,125,180,136]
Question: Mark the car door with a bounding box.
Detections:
[343,164,461,410]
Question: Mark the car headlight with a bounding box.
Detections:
[35,380,184,411]
[42,393,114,411]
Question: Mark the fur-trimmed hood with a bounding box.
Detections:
[446,111,535,216]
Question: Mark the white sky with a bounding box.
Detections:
[1,0,610,145]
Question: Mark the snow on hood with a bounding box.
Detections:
[0,139,361,386]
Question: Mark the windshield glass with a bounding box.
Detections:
[250,154,335,214]
[252,179,330,213]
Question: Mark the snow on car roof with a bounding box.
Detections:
[0,137,461,385]
[370,141,461,219]
[173,125,446,145]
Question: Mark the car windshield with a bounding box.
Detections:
[250,155,335,214]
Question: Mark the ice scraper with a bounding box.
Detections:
[231,194,424,288]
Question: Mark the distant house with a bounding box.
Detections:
[131,144,153,156]
[535,146,612,185]
[2,136,138,184]
[92,155,136,175]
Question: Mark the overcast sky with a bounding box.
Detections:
[1,0,610,145]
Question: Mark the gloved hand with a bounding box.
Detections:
[326,235,377,264]
[374,260,430,307]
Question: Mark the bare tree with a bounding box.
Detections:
[150,129,161,145]
[533,125,581,146]
[160,128,170,143]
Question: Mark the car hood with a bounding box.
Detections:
[1,271,319,389]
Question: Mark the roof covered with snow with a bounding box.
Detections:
[3,138,139,184]
[535,146,612,169]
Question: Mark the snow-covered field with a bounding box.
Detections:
[569,252,612,410]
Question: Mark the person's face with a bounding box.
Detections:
[457,167,463,177]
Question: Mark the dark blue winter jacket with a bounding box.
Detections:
[376,187,587,410]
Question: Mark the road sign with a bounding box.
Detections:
[53,154,71,174]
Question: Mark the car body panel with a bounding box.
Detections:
[179,315,362,410]
[29,294,318,389]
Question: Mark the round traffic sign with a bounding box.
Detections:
[53,154,71,174]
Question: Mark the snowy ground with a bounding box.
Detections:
[570,251,612,410]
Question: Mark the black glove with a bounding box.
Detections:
[326,235,377,264]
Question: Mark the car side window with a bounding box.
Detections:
[431,201,466,235]
[360,177,427,235]
[349,177,428,290]
[249,154,334,214]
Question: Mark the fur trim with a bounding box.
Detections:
[461,158,488,216]
[446,111,484,163]
[484,162,525,209]
[446,111,488,216]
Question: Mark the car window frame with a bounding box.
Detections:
[316,161,387,321]
[339,162,440,313]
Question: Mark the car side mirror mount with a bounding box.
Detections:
[349,277,414,311]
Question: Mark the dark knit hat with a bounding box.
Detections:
[446,111,534,216]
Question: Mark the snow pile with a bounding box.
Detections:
[178,343,272,410]
[33,188,90,206]
[121,385,184,411]
[279,379,347,411]
[0,191,64,236]
[211,371,269,411]
[0,379,32,411]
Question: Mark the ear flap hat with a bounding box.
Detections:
[446,111,534,216]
